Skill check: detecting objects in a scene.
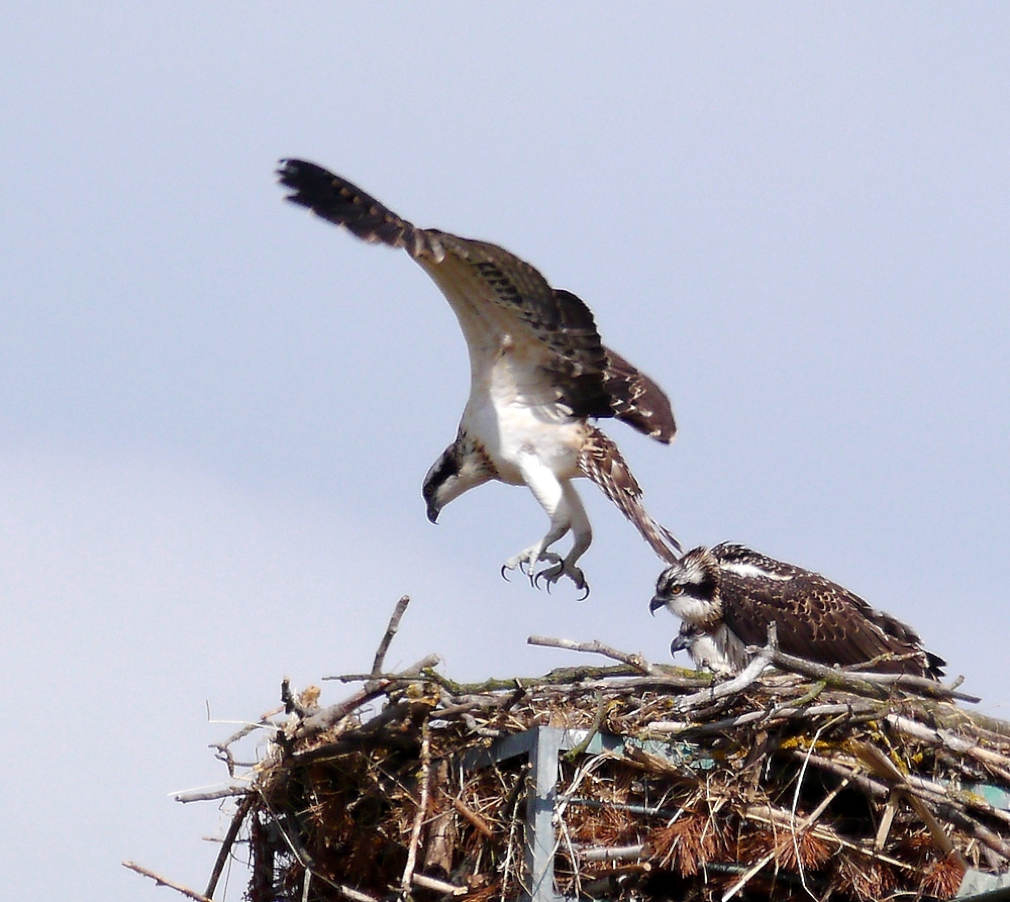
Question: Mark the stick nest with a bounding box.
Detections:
[198,615,1010,902]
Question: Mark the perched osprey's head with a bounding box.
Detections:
[669,621,734,674]
[422,437,495,524]
[649,546,722,627]
[668,621,702,656]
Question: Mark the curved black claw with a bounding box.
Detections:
[500,564,511,582]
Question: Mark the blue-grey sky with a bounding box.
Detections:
[2,5,1008,899]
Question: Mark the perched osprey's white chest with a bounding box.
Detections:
[662,591,723,630]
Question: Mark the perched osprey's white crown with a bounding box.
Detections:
[651,543,945,679]
[277,160,680,594]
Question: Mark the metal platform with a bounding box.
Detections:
[459,725,705,902]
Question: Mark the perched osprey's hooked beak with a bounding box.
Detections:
[649,595,667,616]
[668,630,692,655]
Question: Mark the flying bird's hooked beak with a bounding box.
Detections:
[426,499,441,524]
[649,595,666,615]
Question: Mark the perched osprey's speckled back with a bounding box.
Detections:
[278,160,680,594]
[650,543,945,679]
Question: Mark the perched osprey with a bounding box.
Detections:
[668,621,733,675]
[277,160,680,593]
[650,543,945,679]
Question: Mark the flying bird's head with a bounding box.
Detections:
[650,546,722,625]
[422,436,495,524]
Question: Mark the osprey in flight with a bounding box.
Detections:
[277,160,680,593]
[650,543,944,679]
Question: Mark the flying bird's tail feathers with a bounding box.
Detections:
[603,347,676,443]
[579,427,681,563]
[277,159,437,259]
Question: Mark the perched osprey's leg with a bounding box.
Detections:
[533,483,592,596]
[501,453,588,593]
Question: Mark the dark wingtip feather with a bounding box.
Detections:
[276,159,420,250]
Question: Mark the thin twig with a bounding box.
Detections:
[851,740,968,869]
[204,793,255,899]
[576,843,649,862]
[123,861,214,902]
[373,595,411,678]
[302,654,439,737]
[675,630,777,711]
[173,786,249,804]
[412,873,467,895]
[770,649,979,702]
[453,797,494,839]
[332,883,382,902]
[401,719,432,897]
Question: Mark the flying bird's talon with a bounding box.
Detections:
[500,565,510,582]
[531,559,588,597]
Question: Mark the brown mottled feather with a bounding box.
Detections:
[601,346,676,443]
[277,160,675,435]
[277,160,617,420]
[709,544,944,678]
[579,427,681,562]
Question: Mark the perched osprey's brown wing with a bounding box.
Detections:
[277,159,614,420]
[600,344,676,443]
[578,427,681,562]
[712,543,811,579]
[718,567,943,678]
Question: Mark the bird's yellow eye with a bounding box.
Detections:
[669,586,684,596]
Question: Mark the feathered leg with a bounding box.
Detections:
[502,453,588,594]
[533,483,592,596]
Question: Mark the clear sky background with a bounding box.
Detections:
[2,5,1008,899]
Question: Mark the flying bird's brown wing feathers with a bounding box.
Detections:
[428,252,612,419]
[719,570,942,677]
[277,159,429,253]
[578,427,681,562]
[601,346,676,443]
[277,159,614,420]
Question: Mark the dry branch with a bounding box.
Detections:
[372,594,411,678]
[123,861,214,902]
[527,635,664,675]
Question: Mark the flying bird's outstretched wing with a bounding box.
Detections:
[278,160,614,421]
